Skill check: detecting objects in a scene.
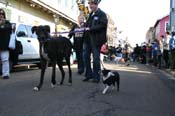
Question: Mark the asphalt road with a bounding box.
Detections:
[0,63,175,116]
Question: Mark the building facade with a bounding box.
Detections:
[0,0,79,33]
[146,27,155,43]
[154,15,170,40]
[106,14,117,47]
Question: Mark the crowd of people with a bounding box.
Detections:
[99,30,175,72]
[132,31,175,70]
[101,44,131,66]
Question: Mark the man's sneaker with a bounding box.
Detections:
[3,76,10,79]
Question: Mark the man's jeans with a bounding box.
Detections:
[83,42,101,81]
[0,50,10,77]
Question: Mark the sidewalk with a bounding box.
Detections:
[146,63,175,81]
[161,68,175,79]
[104,60,175,79]
[162,69,175,78]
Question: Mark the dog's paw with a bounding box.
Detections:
[102,90,106,94]
[51,83,55,88]
[33,87,39,91]
[67,82,72,86]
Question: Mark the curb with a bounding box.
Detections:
[151,66,175,92]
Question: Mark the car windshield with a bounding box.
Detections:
[26,25,37,38]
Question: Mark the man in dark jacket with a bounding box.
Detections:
[83,0,108,83]
[0,8,12,79]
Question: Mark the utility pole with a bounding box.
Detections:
[170,0,175,32]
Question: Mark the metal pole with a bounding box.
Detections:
[170,0,175,32]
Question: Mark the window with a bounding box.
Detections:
[25,25,34,37]
[16,24,28,37]
[165,21,170,32]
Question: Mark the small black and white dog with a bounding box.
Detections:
[101,69,120,94]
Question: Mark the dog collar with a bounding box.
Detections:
[103,72,114,81]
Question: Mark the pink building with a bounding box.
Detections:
[154,15,170,40]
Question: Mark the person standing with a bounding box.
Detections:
[114,44,123,64]
[152,39,158,67]
[68,15,85,75]
[146,44,151,65]
[169,32,175,70]
[83,0,108,83]
[162,33,170,68]
[157,39,163,69]
[133,44,140,62]
[0,8,12,79]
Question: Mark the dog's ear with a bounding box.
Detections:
[44,25,50,33]
[31,26,37,34]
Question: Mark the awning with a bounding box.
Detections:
[25,0,77,24]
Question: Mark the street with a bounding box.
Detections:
[0,62,175,116]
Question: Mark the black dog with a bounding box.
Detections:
[101,68,120,94]
[32,25,72,91]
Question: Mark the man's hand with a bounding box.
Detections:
[85,27,90,31]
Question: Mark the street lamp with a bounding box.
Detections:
[53,14,59,36]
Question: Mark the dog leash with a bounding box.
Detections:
[100,60,106,70]
[52,27,85,35]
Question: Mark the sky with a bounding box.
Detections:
[99,0,170,46]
